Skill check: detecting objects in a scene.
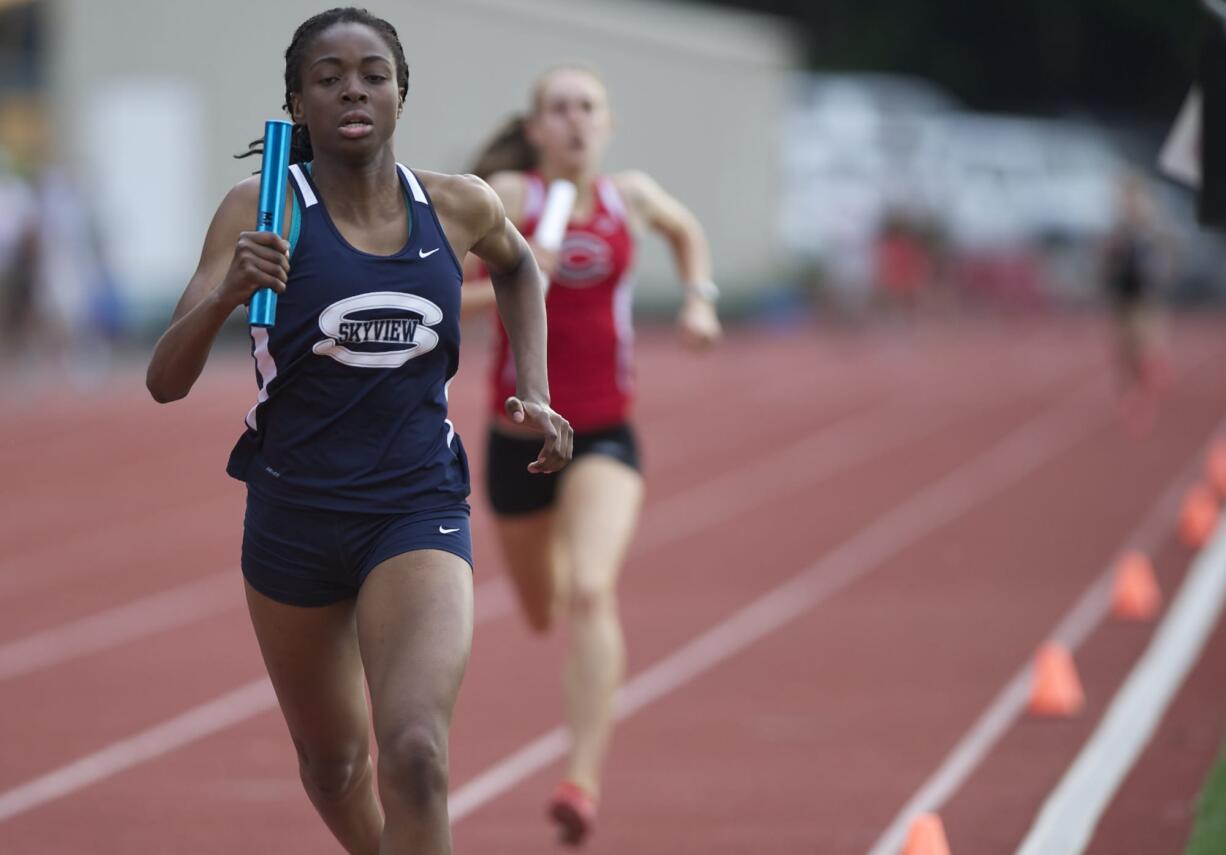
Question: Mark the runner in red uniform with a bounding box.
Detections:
[487,169,637,434]
[462,64,721,846]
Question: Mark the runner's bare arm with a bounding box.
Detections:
[616,169,721,348]
[456,174,573,471]
[460,171,529,320]
[616,170,712,293]
[146,178,290,403]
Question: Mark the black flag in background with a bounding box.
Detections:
[1200,5,1226,227]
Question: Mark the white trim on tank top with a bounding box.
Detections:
[290,163,426,207]
[596,176,627,221]
[288,164,317,207]
[398,164,429,205]
[443,376,456,448]
[612,268,636,394]
[523,175,625,224]
[523,174,546,221]
[244,326,278,430]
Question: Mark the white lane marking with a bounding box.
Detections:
[0,573,236,682]
[865,433,1214,855]
[628,327,1091,559]
[0,572,513,684]
[0,383,1100,826]
[1,332,1074,605]
[0,392,949,680]
[0,492,238,600]
[0,680,276,823]
[1014,517,1226,854]
[0,572,521,822]
[447,392,1103,822]
[1,329,1081,672]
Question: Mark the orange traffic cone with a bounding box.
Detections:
[1208,439,1226,499]
[901,813,952,855]
[1110,550,1162,621]
[1028,643,1085,718]
[1178,484,1220,550]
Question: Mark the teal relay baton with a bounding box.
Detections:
[249,119,292,328]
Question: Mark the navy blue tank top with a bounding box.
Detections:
[226,162,469,513]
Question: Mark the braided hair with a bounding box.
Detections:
[238,7,409,164]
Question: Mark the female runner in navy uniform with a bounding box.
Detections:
[146,9,571,855]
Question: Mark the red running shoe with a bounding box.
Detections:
[547,780,597,846]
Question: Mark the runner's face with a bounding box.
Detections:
[529,70,611,174]
[290,23,402,162]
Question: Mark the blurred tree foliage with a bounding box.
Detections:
[703,0,1200,120]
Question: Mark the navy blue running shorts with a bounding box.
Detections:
[241,490,473,607]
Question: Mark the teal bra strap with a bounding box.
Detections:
[288,189,301,255]
[284,161,314,255]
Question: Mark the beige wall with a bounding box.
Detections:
[46,0,799,311]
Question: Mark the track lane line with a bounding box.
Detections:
[865,428,1218,855]
[0,329,1078,603]
[0,382,1102,825]
[0,388,969,681]
[1014,517,1226,854]
[447,386,1106,822]
[0,573,236,681]
[0,679,275,823]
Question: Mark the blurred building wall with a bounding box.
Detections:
[44,0,800,321]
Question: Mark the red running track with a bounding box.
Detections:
[1,316,1225,854]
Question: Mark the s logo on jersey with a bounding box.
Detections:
[313,291,442,368]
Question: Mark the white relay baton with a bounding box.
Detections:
[534,179,576,296]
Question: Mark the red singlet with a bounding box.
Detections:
[489,173,636,432]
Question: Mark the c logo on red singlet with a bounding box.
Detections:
[313,292,442,368]
[555,233,613,287]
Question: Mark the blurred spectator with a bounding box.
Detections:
[0,147,38,374]
[874,211,933,317]
[0,153,117,388]
[32,165,118,382]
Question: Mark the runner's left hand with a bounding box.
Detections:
[505,397,574,474]
[677,295,722,351]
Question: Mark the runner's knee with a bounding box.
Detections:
[294,738,370,804]
[569,573,617,620]
[377,719,449,810]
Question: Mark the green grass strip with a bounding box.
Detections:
[1185,729,1226,855]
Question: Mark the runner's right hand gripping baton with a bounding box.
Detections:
[249,120,293,328]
